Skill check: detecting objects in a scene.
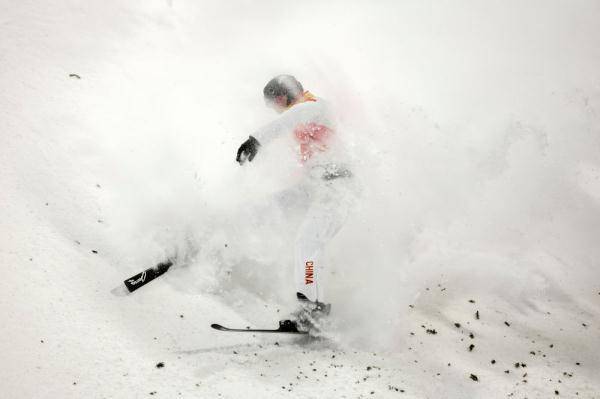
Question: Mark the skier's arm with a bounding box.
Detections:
[252,101,324,145]
[236,101,326,164]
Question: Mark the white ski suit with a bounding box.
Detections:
[252,93,356,303]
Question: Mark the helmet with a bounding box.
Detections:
[263,75,304,106]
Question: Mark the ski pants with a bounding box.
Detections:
[291,170,357,303]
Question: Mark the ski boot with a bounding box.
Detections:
[282,292,331,333]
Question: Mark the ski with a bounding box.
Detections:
[122,260,174,293]
[211,320,308,334]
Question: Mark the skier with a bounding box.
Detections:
[236,75,356,332]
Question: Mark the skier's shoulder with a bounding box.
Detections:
[286,96,331,120]
[297,96,330,111]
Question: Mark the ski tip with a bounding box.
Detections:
[110,285,130,297]
[211,323,228,331]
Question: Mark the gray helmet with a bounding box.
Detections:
[263,75,304,106]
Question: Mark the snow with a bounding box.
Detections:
[2,0,600,398]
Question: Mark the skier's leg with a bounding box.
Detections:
[294,182,352,303]
[294,218,324,303]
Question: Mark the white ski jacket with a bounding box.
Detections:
[252,93,348,175]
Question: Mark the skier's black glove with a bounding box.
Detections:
[236,135,261,164]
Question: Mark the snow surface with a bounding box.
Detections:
[2,1,600,398]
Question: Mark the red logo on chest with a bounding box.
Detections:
[294,123,332,162]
